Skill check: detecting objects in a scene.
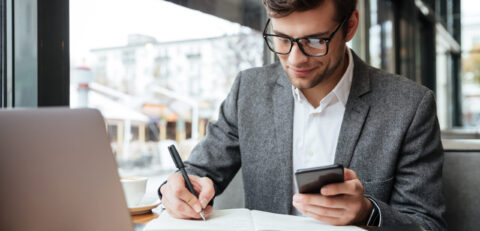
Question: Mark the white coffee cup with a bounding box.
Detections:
[120,176,147,207]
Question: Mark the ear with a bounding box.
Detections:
[345,10,359,42]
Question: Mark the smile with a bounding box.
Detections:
[290,67,316,77]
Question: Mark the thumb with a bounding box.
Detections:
[344,168,359,181]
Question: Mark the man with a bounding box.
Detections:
[159,0,446,230]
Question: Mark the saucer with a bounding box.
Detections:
[128,196,161,215]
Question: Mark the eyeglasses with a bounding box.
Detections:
[262,16,348,57]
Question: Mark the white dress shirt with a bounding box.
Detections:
[292,48,354,215]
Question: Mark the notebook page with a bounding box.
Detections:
[144,208,254,231]
[251,210,366,231]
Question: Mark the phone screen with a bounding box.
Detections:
[295,164,344,194]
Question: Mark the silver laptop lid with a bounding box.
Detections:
[0,108,133,231]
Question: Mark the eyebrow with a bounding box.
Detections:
[272,29,331,38]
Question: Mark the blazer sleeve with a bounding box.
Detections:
[183,72,243,196]
[367,90,447,231]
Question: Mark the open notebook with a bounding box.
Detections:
[145,209,366,231]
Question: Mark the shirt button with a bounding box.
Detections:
[308,151,314,157]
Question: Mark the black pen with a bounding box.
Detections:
[167,145,206,221]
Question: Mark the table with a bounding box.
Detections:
[132,211,159,224]
[132,210,161,231]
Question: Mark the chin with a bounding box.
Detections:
[289,79,315,90]
[289,74,324,90]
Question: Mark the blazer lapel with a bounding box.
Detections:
[334,53,372,168]
[272,65,294,214]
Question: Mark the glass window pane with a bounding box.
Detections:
[461,0,480,128]
[368,0,395,73]
[349,0,366,59]
[14,0,37,107]
[70,0,264,180]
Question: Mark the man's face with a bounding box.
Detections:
[270,1,350,90]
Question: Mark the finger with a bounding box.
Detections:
[204,205,213,216]
[184,175,208,196]
[189,175,204,188]
[164,196,202,219]
[162,174,204,219]
[293,201,345,218]
[190,177,210,199]
[163,185,200,219]
[168,174,200,193]
[196,177,215,208]
[302,210,342,225]
[184,176,203,195]
[191,179,201,188]
[322,168,362,196]
[192,182,202,194]
[168,177,203,213]
[293,193,346,209]
[321,179,363,196]
[177,188,203,213]
[344,168,359,181]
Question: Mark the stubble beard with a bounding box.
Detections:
[288,55,344,90]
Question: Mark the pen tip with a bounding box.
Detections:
[200,211,206,221]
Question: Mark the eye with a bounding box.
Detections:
[277,37,290,44]
[306,38,326,49]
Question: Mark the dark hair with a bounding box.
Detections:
[262,0,357,35]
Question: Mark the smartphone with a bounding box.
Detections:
[295,164,344,194]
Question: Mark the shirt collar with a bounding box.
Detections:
[331,48,354,107]
[291,48,354,107]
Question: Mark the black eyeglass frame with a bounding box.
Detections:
[262,15,349,57]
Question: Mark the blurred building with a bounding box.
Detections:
[89,32,262,129]
[76,32,262,168]
[90,33,262,109]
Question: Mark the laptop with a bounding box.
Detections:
[0,108,133,231]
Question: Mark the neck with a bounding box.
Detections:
[301,49,349,108]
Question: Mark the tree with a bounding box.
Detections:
[463,44,480,84]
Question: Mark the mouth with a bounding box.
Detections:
[289,67,316,77]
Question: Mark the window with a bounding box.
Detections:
[368,0,395,73]
[461,0,480,128]
[70,0,265,177]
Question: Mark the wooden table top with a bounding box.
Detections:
[132,211,160,224]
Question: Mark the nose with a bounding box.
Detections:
[287,42,309,66]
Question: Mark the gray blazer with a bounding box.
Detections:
[185,52,446,230]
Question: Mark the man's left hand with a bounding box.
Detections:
[292,168,373,226]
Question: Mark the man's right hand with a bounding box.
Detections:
[160,173,215,219]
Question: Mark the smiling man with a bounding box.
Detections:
[158,0,446,230]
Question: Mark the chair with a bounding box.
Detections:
[443,148,480,231]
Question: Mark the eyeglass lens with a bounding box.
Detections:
[265,36,328,56]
